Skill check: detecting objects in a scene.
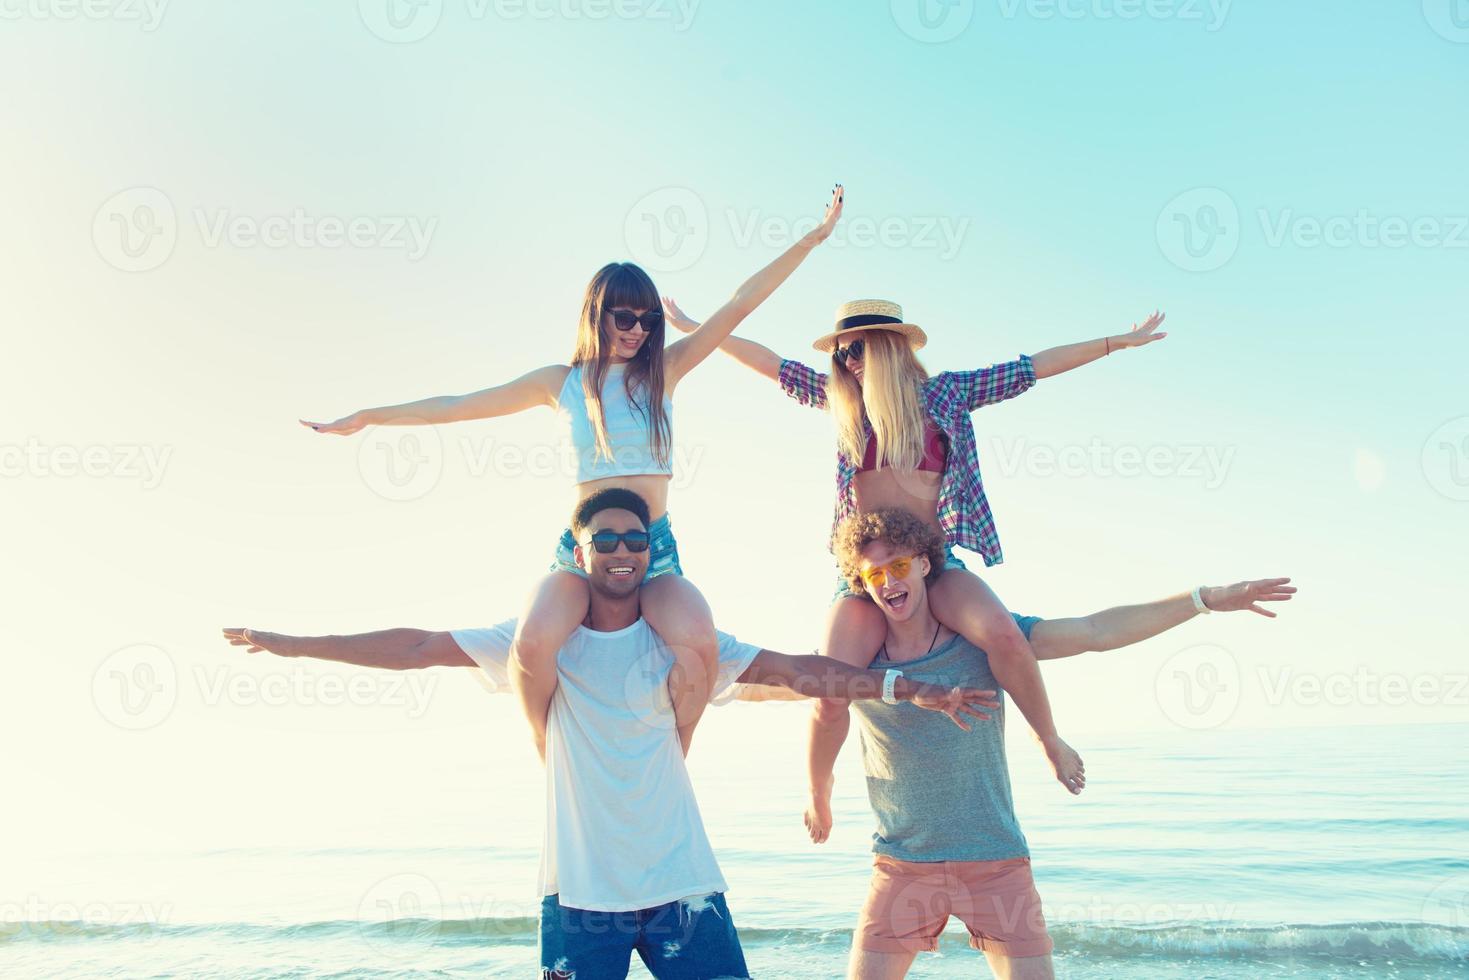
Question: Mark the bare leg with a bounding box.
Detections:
[640,575,719,756]
[509,571,590,760]
[806,596,886,843]
[928,569,1085,795]
[847,946,918,980]
[982,951,1055,980]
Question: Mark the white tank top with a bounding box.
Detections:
[556,363,673,482]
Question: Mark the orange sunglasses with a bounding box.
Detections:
[859,555,922,589]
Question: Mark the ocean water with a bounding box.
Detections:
[6,723,1467,978]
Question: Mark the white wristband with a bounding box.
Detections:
[1191,586,1212,614]
[881,668,903,705]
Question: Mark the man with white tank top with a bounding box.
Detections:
[227,488,998,979]
[222,502,1291,978]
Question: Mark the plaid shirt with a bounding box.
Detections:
[777,355,1037,567]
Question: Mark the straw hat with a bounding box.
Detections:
[812,299,927,354]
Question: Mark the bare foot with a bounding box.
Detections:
[1043,736,1086,795]
[804,796,833,844]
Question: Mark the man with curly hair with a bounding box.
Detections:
[221,500,1291,979]
[813,507,1294,980]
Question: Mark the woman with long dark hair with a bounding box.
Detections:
[302,185,844,755]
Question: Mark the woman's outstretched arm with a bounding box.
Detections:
[1030,310,1167,380]
[663,184,843,387]
[662,297,783,381]
[300,363,570,435]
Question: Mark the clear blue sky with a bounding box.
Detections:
[3,1,1466,857]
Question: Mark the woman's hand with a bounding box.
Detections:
[299,412,367,436]
[662,296,701,335]
[798,184,844,248]
[1111,310,1168,350]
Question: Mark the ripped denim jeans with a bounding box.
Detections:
[539,891,749,980]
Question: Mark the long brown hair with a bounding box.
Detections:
[828,330,930,469]
[570,262,671,467]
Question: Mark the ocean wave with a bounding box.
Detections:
[4,918,1467,961]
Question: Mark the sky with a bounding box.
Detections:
[3,0,1467,860]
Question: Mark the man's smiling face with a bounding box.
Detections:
[859,539,932,624]
[574,507,649,600]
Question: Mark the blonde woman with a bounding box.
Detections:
[663,296,1166,798]
[301,185,843,756]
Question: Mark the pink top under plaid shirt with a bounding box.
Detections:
[777,354,1037,567]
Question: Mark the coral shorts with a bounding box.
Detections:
[855,854,1053,958]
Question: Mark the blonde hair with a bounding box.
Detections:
[827,330,930,469]
[570,263,671,467]
[833,508,947,594]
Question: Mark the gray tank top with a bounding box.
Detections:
[848,615,1040,862]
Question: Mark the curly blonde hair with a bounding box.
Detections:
[834,508,947,595]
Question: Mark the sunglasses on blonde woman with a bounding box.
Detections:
[860,555,919,589]
[834,338,865,365]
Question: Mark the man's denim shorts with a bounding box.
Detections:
[540,891,749,979]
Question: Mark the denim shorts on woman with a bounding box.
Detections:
[831,542,967,603]
[552,512,683,583]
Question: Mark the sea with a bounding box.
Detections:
[5,723,1466,978]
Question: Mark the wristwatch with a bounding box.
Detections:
[881,668,903,705]
[1191,586,1212,614]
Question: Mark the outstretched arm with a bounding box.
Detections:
[662,297,783,381]
[300,364,570,435]
[221,627,475,669]
[1030,310,1167,380]
[1029,577,1296,661]
[738,650,998,725]
[664,185,843,387]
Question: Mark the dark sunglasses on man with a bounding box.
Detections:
[582,529,651,554]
